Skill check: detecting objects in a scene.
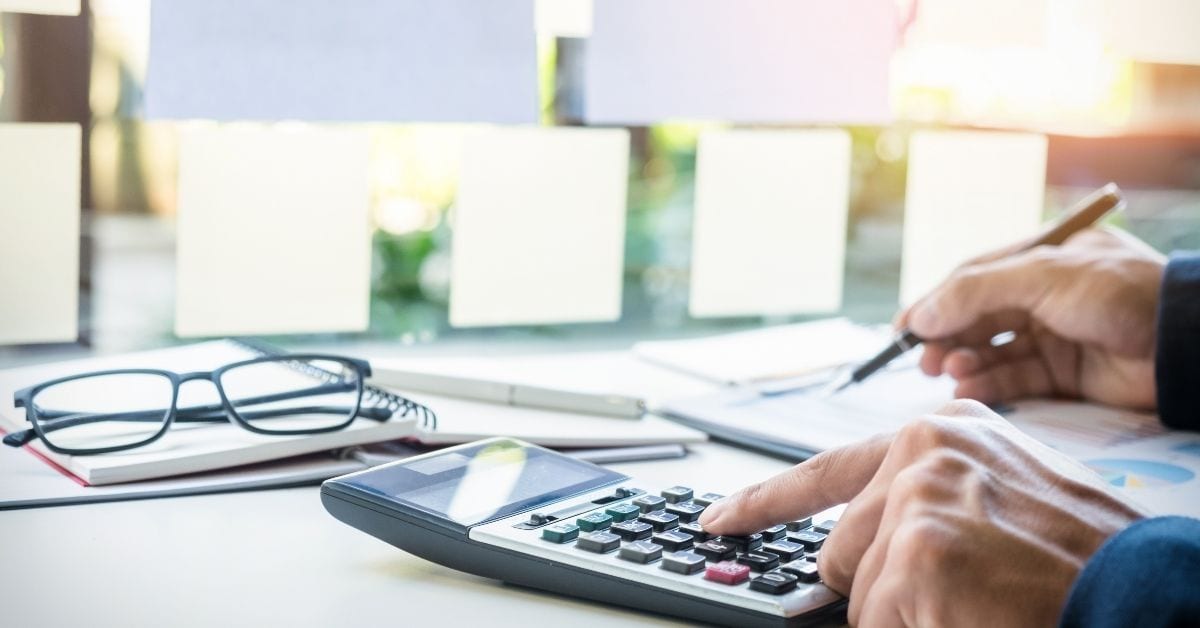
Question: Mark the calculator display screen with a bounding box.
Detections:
[345,439,626,526]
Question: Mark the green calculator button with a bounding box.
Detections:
[577,512,614,532]
[541,523,580,544]
[605,503,640,522]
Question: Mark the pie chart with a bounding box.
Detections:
[1085,459,1195,489]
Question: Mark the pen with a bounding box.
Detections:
[825,182,1127,395]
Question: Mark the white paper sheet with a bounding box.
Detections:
[535,0,592,37]
[0,123,80,345]
[175,125,371,336]
[585,0,896,124]
[906,0,1048,48]
[0,0,79,15]
[449,127,629,327]
[690,129,851,318]
[900,130,1047,305]
[1102,0,1200,66]
[145,0,538,122]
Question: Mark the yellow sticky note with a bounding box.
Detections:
[0,123,81,345]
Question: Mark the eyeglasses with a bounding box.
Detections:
[2,353,426,456]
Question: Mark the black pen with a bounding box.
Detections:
[824,182,1126,395]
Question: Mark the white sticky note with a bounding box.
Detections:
[585,0,896,124]
[906,0,1048,48]
[146,0,538,123]
[0,124,80,345]
[0,0,80,15]
[900,130,1047,305]
[450,127,629,327]
[1102,0,1200,66]
[690,129,851,318]
[175,125,371,337]
[535,0,592,37]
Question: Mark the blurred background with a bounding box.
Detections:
[1,0,1198,356]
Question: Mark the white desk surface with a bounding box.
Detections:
[0,441,804,628]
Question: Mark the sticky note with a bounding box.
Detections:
[585,0,896,124]
[1102,0,1200,66]
[689,129,851,318]
[906,0,1048,48]
[145,0,538,123]
[535,0,592,37]
[900,130,1047,305]
[175,125,371,337]
[450,127,629,327]
[0,0,80,15]
[0,124,80,345]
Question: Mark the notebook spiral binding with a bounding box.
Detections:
[232,338,437,430]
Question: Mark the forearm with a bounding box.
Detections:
[1156,253,1200,430]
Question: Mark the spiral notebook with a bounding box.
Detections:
[0,340,434,485]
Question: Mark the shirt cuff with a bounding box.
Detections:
[1155,253,1200,431]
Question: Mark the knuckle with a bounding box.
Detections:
[899,416,952,447]
[896,517,957,566]
[934,398,995,420]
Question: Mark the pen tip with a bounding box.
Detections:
[821,373,853,398]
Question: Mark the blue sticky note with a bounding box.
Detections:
[145,0,538,123]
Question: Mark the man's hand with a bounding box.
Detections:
[699,401,1145,627]
[897,228,1165,409]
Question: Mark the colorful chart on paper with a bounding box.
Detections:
[1085,458,1195,489]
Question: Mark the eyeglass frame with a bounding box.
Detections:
[3,354,390,456]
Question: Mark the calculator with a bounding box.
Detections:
[321,437,845,626]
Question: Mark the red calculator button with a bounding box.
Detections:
[705,561,751,585]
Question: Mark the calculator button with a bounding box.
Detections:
[718,534,763,552]
[638,511,680,532]
[761,540,806,562]
[814,519,838,534]
[692,492,725,507]
[541,523,580,544]
[633,495,667,513]
[665,502,705,523]
[805,550,820,563]
[526,513,551,526]
[759,524,787,542]
[652,530,695,552]
[576,512,613,532]
[677,522,710,542]
[786,517,813,532]
[660,486,694,504]
[661,551,707,575]
[750,571,799,595]
[576,531,621,554]
[705,561,751,585]
[619,540,664,564]
[611,520,654,542]
[605,503,640,523]
[780,560,820,583]
[737,551,781,573]
[788,530,827,551]
[693,540,736,562]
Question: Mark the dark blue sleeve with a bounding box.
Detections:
[1060,516,1200,627]
[1156,254,1200,431]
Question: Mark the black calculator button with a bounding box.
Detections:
[576,531,621,554]
[652,530,695,552]
[806,550,820,563]
[761,540,806,562]
[576,512,613,532]
[633,495,667,513]
[813,519,837,534]
[780,560,820,583]
[611,520,654,542]
[665,502,705,523]
[541,523,580,544]
[737,551,780,572]
[718,534,763,552]
[788,530,826,551]
[660,486,694,504]
[759,524,787,542]
[693,540,736,562]
[786,517,813,532]
[692,492,724,507]
[638,511,680,532]
[750,571,799,595]
[661,551,706,575]
[619,540,664,564]
[677,522,710,542]
[605,503,640,523]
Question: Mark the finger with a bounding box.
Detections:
[855,576,908,628]
[907,252,1055,340]
[847,533,891,625]
[952,356,1056,404]
[699,434,892,535]
[817,484,887,594]
[918,342,950,377]
[941,333,1038,380]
